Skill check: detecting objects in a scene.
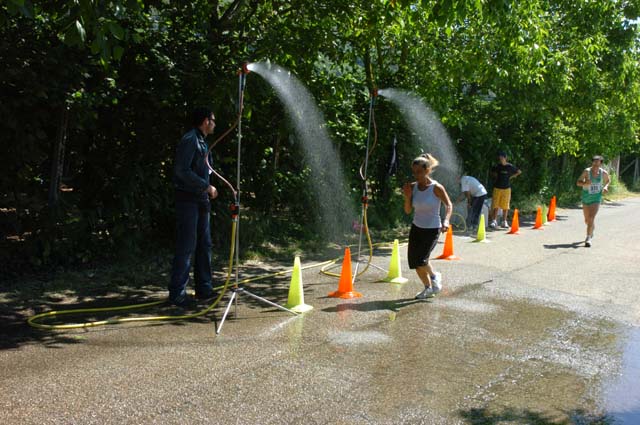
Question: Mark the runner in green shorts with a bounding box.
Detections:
[576,155,610,247]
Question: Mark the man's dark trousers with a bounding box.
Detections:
[169,200,213,300]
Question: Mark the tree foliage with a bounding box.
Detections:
[1,0,639,273]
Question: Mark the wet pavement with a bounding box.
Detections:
[1,197,640,424]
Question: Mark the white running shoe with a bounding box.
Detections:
[431,272,442,294]
[501,221,509,228]
[489,220,497,229]
[415,286,435,299]
[585,236,592,248]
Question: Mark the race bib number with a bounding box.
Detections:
[588,182,602,195]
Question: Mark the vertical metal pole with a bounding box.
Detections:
[234,72,245,316]
[355,95,375,281]
[362,96,374,187]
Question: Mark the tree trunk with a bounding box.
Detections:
[48,105,69,210]
[609,155,620,177]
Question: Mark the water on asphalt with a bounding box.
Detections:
[2,198,640,424]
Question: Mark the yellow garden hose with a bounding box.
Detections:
[27,218,339,331]
[27,219,239,330]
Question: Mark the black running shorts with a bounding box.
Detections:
[407,224,441,269]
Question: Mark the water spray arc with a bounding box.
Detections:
[247,61,357,242]
[376,88,462,190]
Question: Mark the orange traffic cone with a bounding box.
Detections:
[533,206,544,230]
[507,209,520,234]
[547,196,557,222]
[436,226,460,260]
[328,247,362,299]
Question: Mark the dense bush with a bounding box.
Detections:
[1,1,639,276]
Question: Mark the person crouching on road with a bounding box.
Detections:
[576,155,610,248]
[402,154,453,299]
[456,174,488,234]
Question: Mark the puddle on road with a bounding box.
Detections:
[253,287,640,424]
[439,298,500,314]
[602,326,640,424]
[318,292,634,422]
[329,330,391,346]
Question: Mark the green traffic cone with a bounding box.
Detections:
[542,205,548,225]
[284,256,313,313]
[384,239,409,284]
[475,214,487,242]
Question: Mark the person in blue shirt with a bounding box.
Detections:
[168,107,219,307]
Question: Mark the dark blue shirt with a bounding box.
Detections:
[173,128,212,201]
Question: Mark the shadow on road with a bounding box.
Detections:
[543,241,585,249]
[0,291,219,351]
[458,406,614,424]
[0,240,402,351]
[0,256,311,351]
[320,297,424,313]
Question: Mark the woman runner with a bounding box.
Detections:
[402,154,453,299]
[576,155,610,247]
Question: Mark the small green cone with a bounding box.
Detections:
[542,205,548,225]
[384,239,408,284]
[284,256,313,313]
[473,214,489,243]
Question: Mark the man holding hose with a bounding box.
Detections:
[169,107,219,307]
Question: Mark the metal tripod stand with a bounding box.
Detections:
[216,65,297,335]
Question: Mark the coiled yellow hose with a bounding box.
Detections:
[27,219,340,331]
[28,219,241,330]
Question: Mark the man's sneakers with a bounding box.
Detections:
[415,286,435,299]
[168,292,196,308]
[168,287,216,308]
[431,272,442,294]
[501,220,509,228]
[195,287,216,301]
[585,235,592,248]
[489,220,498,229]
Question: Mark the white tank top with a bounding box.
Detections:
[412,181,442,229]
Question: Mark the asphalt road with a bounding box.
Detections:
[1,197,639,424]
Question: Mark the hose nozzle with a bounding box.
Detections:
[241,62,251,75]
[371,88,378,98]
